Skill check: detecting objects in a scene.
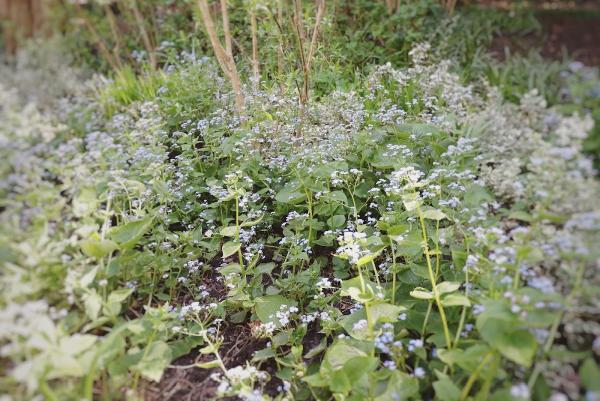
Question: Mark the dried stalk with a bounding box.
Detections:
[129,0,157,69]
[306,0,324,73]
[197,0,245,112]
[385,0,395,13]
[104,4,123,69]
[75,3,121,72]
[220,0,233,58]
[293,0,325,104]
[276,0,284,83]
[249,6,260,91]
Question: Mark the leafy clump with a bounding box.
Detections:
[1,17,600,401]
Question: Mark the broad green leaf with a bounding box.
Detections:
[433,374,461,401]
[108,216,153,249]
[410,288,434,300]
[275,185,305,204]
[59,334,97,356]
[580,358,600,391]
[222,241,241,258]
[327,214,346,229]
[255,262,276,275]
[369,303,407,323]
[321,338,372,373]
[509,210,533,222]
[80,266,99,288]
[103,288,134,317]
[422,208,447,221]
[464,184,493,207]
[254,295,297,327]
[220,226,238,237]
[252,348,276,362]
[357,250,382,267]
[437,281,461,295]
[396,123,441,136]
[340,309,369,340]
[374,371,419,401]
[132,341,172,382]
[83,290,102,321]
[479,318,537,367]
[73,188,98,217]
[441,293,471,307]
[81,238,118,259]
[327,191,348,205]
[240,214,264,227]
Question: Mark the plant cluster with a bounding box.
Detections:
[1,35,599,401]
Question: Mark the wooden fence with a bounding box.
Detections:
[0,0,46,55]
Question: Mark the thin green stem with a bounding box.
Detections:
[391,243,397,304]
[528,261,586,390]
[417,204,452,349]
[460,351,494,401]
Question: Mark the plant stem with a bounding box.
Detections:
[460,350,494,401]
[528,261,586,390]
[129,0,157,69]
[417,204,452,349]
[249,6,260,91]
[391,243,397,304]
[235,191,245,272]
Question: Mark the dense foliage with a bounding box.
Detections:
[1,2,599,401]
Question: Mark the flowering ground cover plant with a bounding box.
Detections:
[1,5,600,401]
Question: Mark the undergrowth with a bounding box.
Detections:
[1,2,599,401]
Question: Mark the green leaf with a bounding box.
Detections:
[433,374,461,401]
[103,288,134,317]
[580,358,600,391]
[464,184,493,207]
[509,210,534,222]
[252,348,276,362]
[240,214,264,227]
[340,309,369,340]
[83,290,102,321]
[437,281,461,295]
[327,214,346,229]
[254,295,297,328]
[275,185,305,204]
[220,226,238,237]
[222,241,241,258]
[396,123,441,136]
[327,191,348,205]
[73,188,98,217]
[108,216,153,249]
[132,341,172,382]
[255,262,276,275]
[422,208,447,221]
[402,192,422,211]
[356,250,382,267]
[374,371,419,401]
[441,293,471,307]
[321,339,372,373]
[479,318,537,367]
[369,303,407,323]
[81,238,118,259]
[410,287,434,300]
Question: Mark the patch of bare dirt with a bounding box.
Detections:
[491,11,600,66]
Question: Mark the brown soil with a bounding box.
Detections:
[477,0,600,66]
[144,322,269,401]
[491,12,600,66]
